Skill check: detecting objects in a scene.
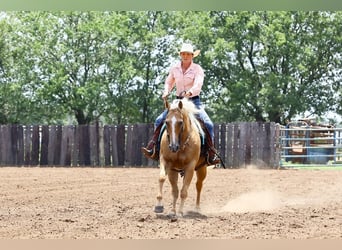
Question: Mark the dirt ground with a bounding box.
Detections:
[0,166,341,239]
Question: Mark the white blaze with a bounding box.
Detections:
[171,115,177,145]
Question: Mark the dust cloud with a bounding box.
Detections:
[205,165,342,214]
[221,190,283,213]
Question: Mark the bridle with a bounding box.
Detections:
[166,108,191,152]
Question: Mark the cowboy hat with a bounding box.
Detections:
[179,43,200,58]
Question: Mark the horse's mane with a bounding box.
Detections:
[170,98,205,138]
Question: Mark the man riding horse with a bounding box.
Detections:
[141,43,220,166]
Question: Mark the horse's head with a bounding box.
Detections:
[165,100,185,152]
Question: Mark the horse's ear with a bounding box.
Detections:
[178,101,183,109]
[164,98,169,110]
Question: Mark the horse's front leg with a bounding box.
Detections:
[168,170,179,216]
[179,167,195,216]
[155,164,167,213]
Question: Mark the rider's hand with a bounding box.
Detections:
[184,91,192,97]
[162,91,169,99]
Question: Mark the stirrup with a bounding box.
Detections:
[207,155,220,165]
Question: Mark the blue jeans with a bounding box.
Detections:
[155,97,214,140]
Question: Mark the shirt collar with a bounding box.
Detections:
[176,61,194,71]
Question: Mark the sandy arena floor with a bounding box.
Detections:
[0,166,341,239]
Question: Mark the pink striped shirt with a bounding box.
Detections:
[164,62,204,97]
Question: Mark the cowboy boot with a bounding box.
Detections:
[141,123,163,161]
[202,125,221,165]
[207,147,220,165]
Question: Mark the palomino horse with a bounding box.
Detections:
[154,97,208,217]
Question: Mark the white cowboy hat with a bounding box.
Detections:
[179,43,200,57]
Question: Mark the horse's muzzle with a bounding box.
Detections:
[169,143,179,152]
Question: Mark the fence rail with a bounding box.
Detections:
[0,123,280,168]
[278,126,342,167]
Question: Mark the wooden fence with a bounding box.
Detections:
[0,122,280,168]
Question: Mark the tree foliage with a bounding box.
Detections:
[0,11,341,125]
[204,11,341,123]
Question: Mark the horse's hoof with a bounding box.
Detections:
[154,205,164,213]
[168,213,178,222]
[170,216,178,222]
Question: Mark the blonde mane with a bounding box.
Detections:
[170,98,204,137]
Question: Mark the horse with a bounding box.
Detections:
[154,97,208,218]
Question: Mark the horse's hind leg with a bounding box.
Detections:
[155,165,167,213]
[195,166,207,211]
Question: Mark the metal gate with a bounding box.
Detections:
[278,120,342,168]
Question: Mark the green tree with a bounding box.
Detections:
[0,14,35,124]
[126,11,177,123]
[205,11,341,124]
[0,17,10,123]
[7,11,141,124]
[1,11,340,125]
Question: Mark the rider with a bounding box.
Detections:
[141,43,220,165]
